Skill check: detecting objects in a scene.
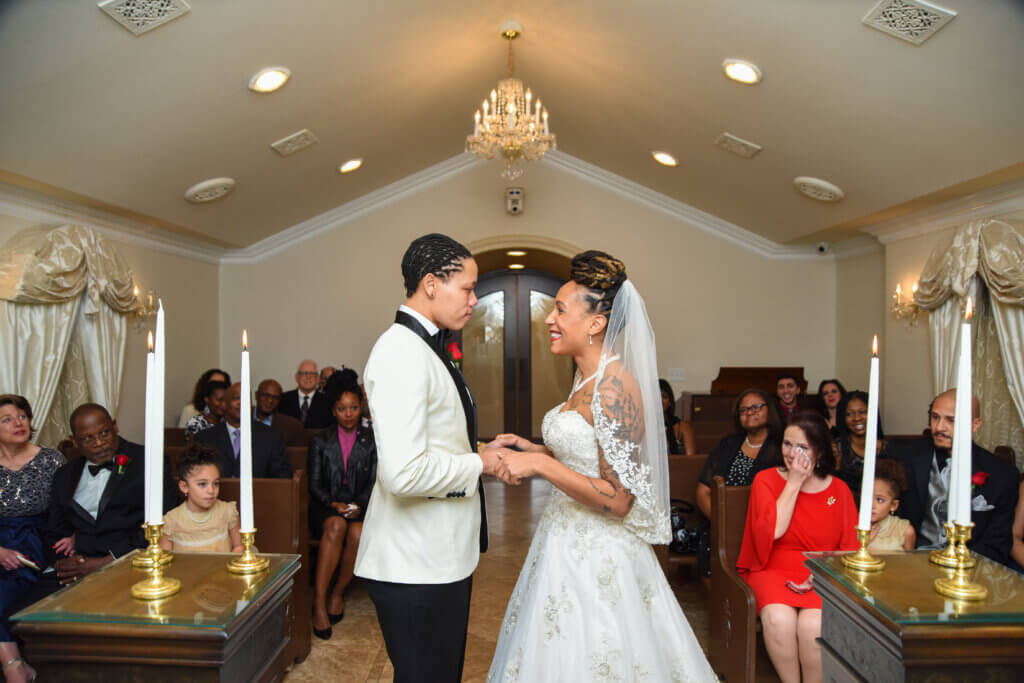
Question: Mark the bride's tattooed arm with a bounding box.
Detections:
[589,373,638,516]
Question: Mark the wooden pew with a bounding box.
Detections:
[660,454,708,581]
[708,476,757,683]
[286,446,308,475]
[221,473,311,667]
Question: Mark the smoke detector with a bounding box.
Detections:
[793,177,845,202]
[184,177,235,203]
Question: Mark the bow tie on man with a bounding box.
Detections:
[87,461,115,476]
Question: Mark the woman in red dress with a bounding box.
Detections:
[737,411,858,683]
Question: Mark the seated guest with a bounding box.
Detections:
[816,379,846,436]
[696,389,782,519]
[279,360,333,429]
[160,443,242,553]
[308,382,377,640]
[184,380,228,440]
[195,383,293,479]
[318,366,336,392]
[832,390,886,501]
[886,389,1018,564]
[867,460,916,552]
[775,373,802,423]
[253,379,304,444]
[0,395,65,683]
[659,379,695,455]
[737,411,857,683]
[177,368,231,428]
[1010,479,1024,571]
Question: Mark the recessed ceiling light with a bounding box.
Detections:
[338,158,363,174]
[249,67,290,93]
[509,263,525,270]
[506,250,527,256]
[722,59,761,85]
[652,151,678,167]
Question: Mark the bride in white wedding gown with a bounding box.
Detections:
[486,252,717,682]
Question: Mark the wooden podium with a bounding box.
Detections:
[13,551,299,682]
[806,550,1024,683]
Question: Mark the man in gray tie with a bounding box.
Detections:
[886,389,1018,565]
[279,360,333,429]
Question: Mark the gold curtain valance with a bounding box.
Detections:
[0,224,136,313]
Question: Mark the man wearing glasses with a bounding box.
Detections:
[279,360,333,429]
[253,379,304,445]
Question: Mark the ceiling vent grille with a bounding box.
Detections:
[98,0,192,36]
[271,129,319,157]
[794,177,845,202]
[715,133,762,159]
[862,0,956,46]
[185,178,235,203]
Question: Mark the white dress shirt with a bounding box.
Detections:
[74,466,112,519]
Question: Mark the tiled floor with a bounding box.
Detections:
[284,478,779,682]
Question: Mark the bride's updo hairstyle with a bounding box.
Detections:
[569,250,627,317]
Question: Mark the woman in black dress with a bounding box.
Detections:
[832,390,886,501]
[307,381,377,640]
[695,389,782,518]
[660,379,695,455]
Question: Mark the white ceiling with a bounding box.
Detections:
[1,0,1022,249]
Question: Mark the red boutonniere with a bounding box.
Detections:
[447,341,463,368]
[971,471,989,492]
[114,454,130,475]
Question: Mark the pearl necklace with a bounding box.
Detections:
[744,436,765,449]
[185,504,213,524]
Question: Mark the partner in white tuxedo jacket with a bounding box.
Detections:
[355,316,483,583]
[354,233,505,683]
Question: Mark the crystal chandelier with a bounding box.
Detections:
[466,23,556,180]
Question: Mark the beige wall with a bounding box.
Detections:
[0,214,220,442]
[834,249,885,395]
[219,162,838,400]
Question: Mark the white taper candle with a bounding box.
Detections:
[953,298,974,525]
[857,336,880,530]
[239,330,255,532]
[144,333,155,524]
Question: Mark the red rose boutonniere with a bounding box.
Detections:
[447,341,463,369]
[971,471,989,492]
[115,454,130,475]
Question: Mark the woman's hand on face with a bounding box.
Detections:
[788,447,814,485]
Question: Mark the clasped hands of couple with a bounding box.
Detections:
[479,433,548,486]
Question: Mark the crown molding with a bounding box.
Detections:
[0,183,226,264]
[862,177,1024,244]
[221,154,481,264]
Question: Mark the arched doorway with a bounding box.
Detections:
[459,248,575,440]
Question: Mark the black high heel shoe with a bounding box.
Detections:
[328,610,344,624]
[313,624,333,640]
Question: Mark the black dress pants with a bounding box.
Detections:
[366,575,473,683]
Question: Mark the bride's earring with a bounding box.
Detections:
[589,334,593,345]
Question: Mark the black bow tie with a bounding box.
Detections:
[88,461,115,476]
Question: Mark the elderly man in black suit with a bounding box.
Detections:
[278,360,333,429]
[886,389,1019,565]
[196,383,293,479]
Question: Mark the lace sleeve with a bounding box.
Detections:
[592,361,671,544]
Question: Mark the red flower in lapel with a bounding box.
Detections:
[971,471,989,492]
[447,341,463,361]
[114,454,130,475]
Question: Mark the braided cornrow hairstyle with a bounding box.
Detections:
[569,250,628,316]
[401,233,473,297]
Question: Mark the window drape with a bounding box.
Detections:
[0,225,135,446]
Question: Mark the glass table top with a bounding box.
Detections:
[12,551,299,629]
[806,550,1024,625]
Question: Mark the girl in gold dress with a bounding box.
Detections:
[160,443,243,553]
[867,459,916,552]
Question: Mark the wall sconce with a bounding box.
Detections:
[131,285,158,331]
[891,282,921,327]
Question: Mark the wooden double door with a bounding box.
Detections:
[459,269,573,441]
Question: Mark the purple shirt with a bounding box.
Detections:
[337,426,357,483]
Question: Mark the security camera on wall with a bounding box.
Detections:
[506,187,524,215]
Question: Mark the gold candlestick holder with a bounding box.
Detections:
[934,522,987,601]
[130,524,181,600]
[132,522,174,569]
[227,530,269,574]
[929,522,975,569]
[841,528,885,572]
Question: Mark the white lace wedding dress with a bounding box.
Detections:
[487,402,718,682]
